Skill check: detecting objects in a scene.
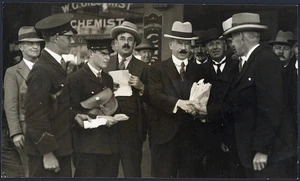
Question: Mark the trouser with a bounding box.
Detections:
[1,129,24,177]
[74,153,119,177]
[28,155,72,177]
[151,129,198,178]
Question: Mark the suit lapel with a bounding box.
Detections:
[164,58,182,96]
[82,64,103,85]
[16,60,30,80]
[232,45,261,87]
[107,54,118,72]
[41,50,67,77]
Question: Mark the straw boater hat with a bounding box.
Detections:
[15,26,44,43]
[268,30,295,46]
[222,12,267,36]
[110,21,142,45]
[164,21,198,40]
[134,39,158,51]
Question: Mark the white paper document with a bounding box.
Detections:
[109,70,132,97]
[83,114,129,129]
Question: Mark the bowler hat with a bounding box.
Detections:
[35,13,77,37]
[86,37,114,53]
[80,88,118,116]
[134,39,158,51]
[222,13,267,36]
[164,21,198,40]
[110,21,141,45]
[269,30,295,46]
[201,28,223,45]
[15,26,44,43]
[193,30,207,46]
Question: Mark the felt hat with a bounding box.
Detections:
[201,28,223,45]
[164,21,198,40]
[15,26,44,43]
[269,30,295,46]
[134,38,158,51]
[110,21,141,45]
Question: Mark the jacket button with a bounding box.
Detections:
[248,77,252,81]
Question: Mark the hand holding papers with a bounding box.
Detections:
[84,114,129,129]
[189,79,212,115]
[109,70,132,97]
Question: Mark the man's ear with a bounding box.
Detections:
[169,40,173,50]
[18,43,23,51]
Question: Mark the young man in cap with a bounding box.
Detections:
[3,26,44,177]
[148,21,204,178]
[222,12,296,178]
[105,20,149,177]
[24,13,78,177]
[68,38,121,177]
[135,38,158,65]
[193,28,240,178]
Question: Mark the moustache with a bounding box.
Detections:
[122,44,131,49]
[179,50,188,54]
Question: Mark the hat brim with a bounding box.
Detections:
[268,40,293,46]
[63,28,78,35]
[110,26,141,45]
[15,38,44,44]
[223,24,267,36]
[164,34,199,40]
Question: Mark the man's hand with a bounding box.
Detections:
[43,152,60,173]
[113,82,120,92]
[177,100,196,115]
[191,101,207,115]
[253,152,268,171]
[128,75,144,91]
[12,134,25,149]
[75,114,91,128]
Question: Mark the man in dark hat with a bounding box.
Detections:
[104,20,149,177]
[135,38,158,65]
[148,21,204,178]
[68,37,122,177]
[3,26,44,177]
[191,30,208,64]
[222,12,296,178]
[192,28,240,178]
[24,13,78,177]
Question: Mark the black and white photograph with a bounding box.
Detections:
[1,1,299,179]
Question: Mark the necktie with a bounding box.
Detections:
[61,58,67,71]
[118,58,126,70]
[212,60,226,76]
[97,71,102,83]
[180,62,186,81]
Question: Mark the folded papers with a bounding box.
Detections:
[189,79,212,111]
[83,114,129,129]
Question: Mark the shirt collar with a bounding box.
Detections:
[211,56,226,65]
[23,58,34,70]
[44,47,62,65]
[118,54,132,63]
[172,54,188,67]
[245,44,260,61]
[87,62,101,77]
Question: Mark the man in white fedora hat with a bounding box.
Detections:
[222,12,296,178]
[104,20,149,177]
[148,21,205,178]
[3,26,44,177]
[269,30,295,68]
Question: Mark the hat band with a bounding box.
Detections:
[170,30,194,38]
[18,32,40,41]
[232,22,262,27]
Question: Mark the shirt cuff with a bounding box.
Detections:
[173,100,180,113]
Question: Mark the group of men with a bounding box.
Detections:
[2,11,298,179]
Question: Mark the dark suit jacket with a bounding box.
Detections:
[148,58,204,144]
[4,60,29,137]
[24,49,72,156]
[226,45,290,168]
[68,64,118,154]
[103,54,149,142]
[195,57,239,148]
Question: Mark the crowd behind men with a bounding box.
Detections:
[2,11,298,178]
